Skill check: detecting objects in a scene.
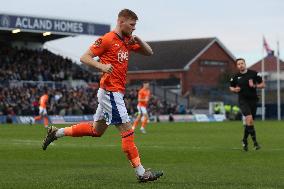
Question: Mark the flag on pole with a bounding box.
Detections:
[263,37,274,55]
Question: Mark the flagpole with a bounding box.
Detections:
[277,40,281,120]
[261,38,265,121]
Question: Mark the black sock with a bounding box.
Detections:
[248,125,258,145]
[242,125,249,145]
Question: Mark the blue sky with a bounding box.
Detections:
[1,0,284,66]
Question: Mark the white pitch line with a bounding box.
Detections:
[1,139,284,151]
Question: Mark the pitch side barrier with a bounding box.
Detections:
[0,115,94,124]
[0,114,226,124]
[157,114,225,122]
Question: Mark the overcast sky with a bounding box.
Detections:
[1,0,284,66]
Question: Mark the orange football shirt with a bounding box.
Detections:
[138,88,150,107]
[39,94,48,108]
[90,31,141,93]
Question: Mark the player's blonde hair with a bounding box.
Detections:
[118,9,138,20]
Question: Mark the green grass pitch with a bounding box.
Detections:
[0,121,283,189]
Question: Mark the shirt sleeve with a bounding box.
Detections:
[230,76,237,87]
[89,35,112,56]
[255,72,263,83]
[130,44,141,52]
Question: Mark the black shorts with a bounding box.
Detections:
[239,98,257,119]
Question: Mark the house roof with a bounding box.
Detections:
[128,37,235,72]
[249,55,284,72]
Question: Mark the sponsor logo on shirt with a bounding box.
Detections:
[117,50,128,63]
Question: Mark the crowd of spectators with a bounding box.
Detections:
[0,44,99,82]
[0,84,185,117]
[124,88,188,116]
[0,84,98,116]
[0,44,186,117]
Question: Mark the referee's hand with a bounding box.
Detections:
[234,86,241,93]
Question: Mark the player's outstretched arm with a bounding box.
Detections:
[131,35,153,56]
[80,49,113,73]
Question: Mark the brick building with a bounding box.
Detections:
[249,54,284,98]
[250,54,284,72]
[128,37,236,95]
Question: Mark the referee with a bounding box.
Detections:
[229,58,265,151]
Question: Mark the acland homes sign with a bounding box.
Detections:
[0,14,110,36]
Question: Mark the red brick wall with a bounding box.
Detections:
[127,42,235,95]
[127,71,183,83]
[181,42,235,94]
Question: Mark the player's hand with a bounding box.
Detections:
[100,64,113,73]
[234,86,241,93]
[128,35,140,45]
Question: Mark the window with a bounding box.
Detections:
[201,60,226,66]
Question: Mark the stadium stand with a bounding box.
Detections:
[0,42,182,117]
[0,44,182,115]
[0,44,182,118]
[0,42,99,82]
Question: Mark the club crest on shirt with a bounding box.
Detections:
[94,38,102,47]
